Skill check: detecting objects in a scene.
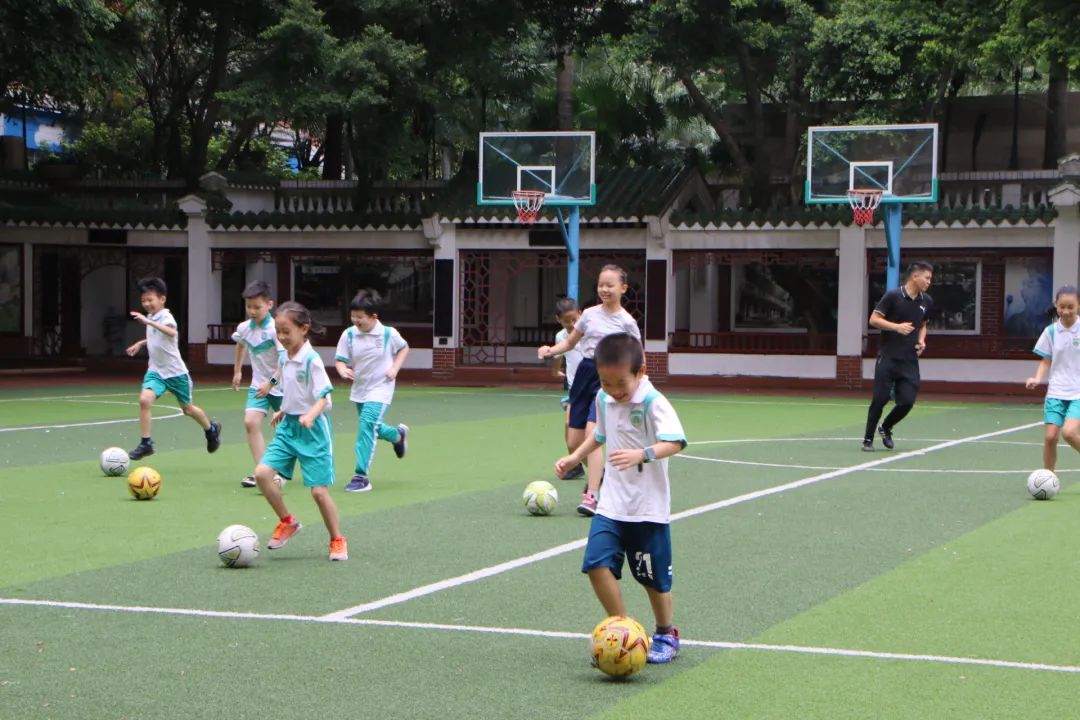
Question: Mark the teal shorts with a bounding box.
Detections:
[261,413,335,487]
[245,387,283,415]
[142,371,193,406]
[1044,397,1080,426]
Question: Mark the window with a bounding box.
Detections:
[868,261,978,333]
[1003,256,1052,339]
[732,262,839,333]
[293,254,433,327]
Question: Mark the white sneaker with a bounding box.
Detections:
[274,474,287,488]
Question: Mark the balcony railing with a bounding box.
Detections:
[669,331,837,355]
[208,324,433,349]
[863,334,1034,359]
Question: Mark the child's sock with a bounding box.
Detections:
[141,437,152,445]
[655,625,674,636]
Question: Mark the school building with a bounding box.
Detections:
[4,102,1080,393]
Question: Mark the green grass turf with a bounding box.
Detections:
[1,384,1077,718]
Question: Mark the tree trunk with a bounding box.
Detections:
[186,6,233,186]
[677,70,750,177]
[556,51,574,131]
[1044,54,1068,169]
[940,73,964,172]
[322,113,344,180]
[732,42,772,208]
[1009,66,1020,171]
[214,118,258,172]
[784,53,803,205]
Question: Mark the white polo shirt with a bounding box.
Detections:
[146,308,188,379]
[231,314,285,395]
[573,305,640,359]
[1035,320,1080,400]
[593,378,687,524]
[334,321,408,404]
[554,328,584,388]
[280,341,334,415]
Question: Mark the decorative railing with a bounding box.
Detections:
[208,323,433,349]
[273,180,445,215]
[669,331,837,355]
[864,334,1033,359]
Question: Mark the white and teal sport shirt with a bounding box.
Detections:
[280,341,334,415]
[1035,320,1080,400]
[593,378,687,524]
[145,308,188,379]
[231,314,285,395]
[335,321,408,404]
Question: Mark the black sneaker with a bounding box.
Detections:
[877,425,895,450]
[129,441,154,460]
[861,439,874,452]
[241,475,257,488]
[561,463,585,480]
[205,421,222,453]
[392,424,408,459]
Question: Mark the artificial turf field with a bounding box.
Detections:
[1,382,1079,719]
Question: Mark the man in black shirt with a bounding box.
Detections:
[862,261,934,451]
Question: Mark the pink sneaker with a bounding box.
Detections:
[577,492,598,517]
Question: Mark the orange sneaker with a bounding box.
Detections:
[267,517,302,550]
[329,536,348,561]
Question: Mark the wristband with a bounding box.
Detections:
[643,447,656,463]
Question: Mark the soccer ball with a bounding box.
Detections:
[523,480,558,515]
[99,447,129,476]
[217,525,260,568]
[590,616,650,678]
[1026,469,1060,500]
[127,467,161,500]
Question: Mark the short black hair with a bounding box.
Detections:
[136,277,167,297]
[907,261,934,277]
[554,297,579,317]
[349,289,381,314]
[594,332,644,374]
[241,280,271,300]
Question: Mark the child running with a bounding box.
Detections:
[554,333,688,664]
[255,301,347,561]
[231,280,287,488]
[126,277,221,459]
[539,265,641,516]
[1026,285,1080,472]
[334,290,410,493]
[551,297,585,480]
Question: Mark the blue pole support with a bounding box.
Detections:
[883,203,902,290]
[556,207,581,302]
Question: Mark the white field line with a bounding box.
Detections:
[678,454,1078,475]
[0,406,184,433]
[321,421,1040,622]
[0,387,234,404]
[1,597,1077,675]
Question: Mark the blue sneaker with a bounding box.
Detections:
[647,628,680,664]
[392,424,409,459]
[345,475,371,493]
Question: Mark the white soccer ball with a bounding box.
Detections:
[1026,469,1060,500]
[217,525,260,568]
[523,480,559,515]
[99,447,130,476]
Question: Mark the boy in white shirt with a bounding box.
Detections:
[555,332,688,664]
[126,277,221,459]
[334,291,410,493]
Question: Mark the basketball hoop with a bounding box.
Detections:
[847,189,883,226]
[512,190,546,224]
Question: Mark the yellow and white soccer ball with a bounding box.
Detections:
[99,447,130,476]
[127,467,162,500]
[217,525,260,568]
[591,615,650,678]
[523,480,558,515]
[1027,469,1060,500]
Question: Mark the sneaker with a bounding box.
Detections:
[274,474,287,488]
[561,463,585,480]
[577,492,598,517]
[329,536,349,561]
[647,628,680,664]
[861,439,874,452]
[393,424,409,459]
[240,475,256,488]
[345,474,371,493]
[878,425,895,450]
[205,421,222,453]
[128,441,154,460]
[267,517,302,550]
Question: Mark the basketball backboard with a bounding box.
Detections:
[806,123,938,205]
[478,131,596,206]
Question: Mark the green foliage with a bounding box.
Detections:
[64,116,156,177]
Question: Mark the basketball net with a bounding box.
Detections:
[847,189,883,226]
[512,190,546,224]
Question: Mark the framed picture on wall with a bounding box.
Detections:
[0,244,22,334]
[1003,256,1052,339]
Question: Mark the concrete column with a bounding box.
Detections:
[425,215,458,378]
[22,240,32,340]
[645,231,670,381]
[179,195,211,364]
[1049,184,1080,290]
[836,225,867,387]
